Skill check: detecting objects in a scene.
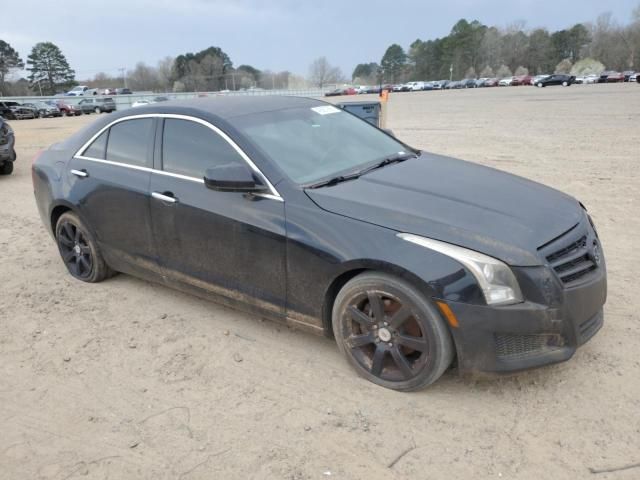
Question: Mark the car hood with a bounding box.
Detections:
[305,152,583,266]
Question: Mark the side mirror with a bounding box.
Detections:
[204,163,267,193]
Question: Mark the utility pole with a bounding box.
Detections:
[449,64,453,82]
[119,68,127,88]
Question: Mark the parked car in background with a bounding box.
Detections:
[631,73,639,83]
[132,96,170,108]
[535,74,575,87]
[11,104,37,120]
[531,75,549,86]
[0,117,16,175]
[102,88,117,95]
[482,78,499,87]
[115,88,132,94]
[55,100,82,116]
[78,97,117,114]
[23,102,62,118]
[599,71,624,83]
[622,71,635,82]
[66,85,98,96]
[460,78,477,88]
[0,101,19,120]
[498,77,513,86]
[324,87,357,97]
[512,75,532,86]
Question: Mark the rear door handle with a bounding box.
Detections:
[152,191,178,204]
[71,169,88,178]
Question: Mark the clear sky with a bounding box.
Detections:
[2,0,638,79]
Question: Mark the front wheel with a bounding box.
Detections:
[0,161,13,175]
[332,272,454,391]
[55,212,114,282]
[94,107,101,114]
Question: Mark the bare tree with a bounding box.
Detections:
[555,59,573,74]
[308,57,343,88]
[156,56,174,92]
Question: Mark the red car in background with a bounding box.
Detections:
[324,87,358,97]
[599,71,624,83]
[483,78,499,87]
[513,75,533,86]
[54,100,81,116]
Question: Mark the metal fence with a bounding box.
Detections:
[1,88,330,112]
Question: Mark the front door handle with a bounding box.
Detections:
[152,191,178,204]
[71,169,88,178]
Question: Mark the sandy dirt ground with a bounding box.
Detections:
[1,84,639,480]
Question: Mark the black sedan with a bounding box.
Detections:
[535,74,575,87]
[32,97,607,390]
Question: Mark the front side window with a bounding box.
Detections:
[106,118,153,167]
[162,119,244,178]
[230,106,410,184]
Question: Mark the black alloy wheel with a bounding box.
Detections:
[0,161,13,175]
[55,212,114,282]
[333,272,453,391]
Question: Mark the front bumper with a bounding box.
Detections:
[445,252,607,375]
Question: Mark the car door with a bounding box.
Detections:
[149,117,286,317]
[70,117,158,276]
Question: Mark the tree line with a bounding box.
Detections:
[349,7,640,84]
[1,6,639,96]
[0,42,301,96]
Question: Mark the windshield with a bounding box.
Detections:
[230,105,411,184]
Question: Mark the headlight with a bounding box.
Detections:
[397,233,523,306]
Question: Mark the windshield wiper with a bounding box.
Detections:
[307,172,361,189]
[354,151,419,177]
[306,151,419,189]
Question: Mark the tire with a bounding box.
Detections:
[332,272,454,391]
[537,83,543,88]
[55,212,115,282]
[94,107,101,114]
[0,161,13,175]
[562,81,568,87]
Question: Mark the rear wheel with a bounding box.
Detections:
[94,107,101,114]
[0,161,13,175]
[332,272,453,391]
[537,83,543,88]
[562,81,569,87]
[55,212,114,282]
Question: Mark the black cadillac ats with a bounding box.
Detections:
[32,96,607,391]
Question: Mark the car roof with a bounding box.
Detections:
[130,95,325,120]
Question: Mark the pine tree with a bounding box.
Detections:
[27,42,75,95]
[0,40,24,95]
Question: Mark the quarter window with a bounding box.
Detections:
[106,118,153,167]
[162,119,244,178]
[84,130,108,159]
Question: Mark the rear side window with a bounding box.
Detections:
[162,119,244,178]
[106,118,153,167]
[84,130,108,159]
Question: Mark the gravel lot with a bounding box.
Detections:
[1,84,639,480]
